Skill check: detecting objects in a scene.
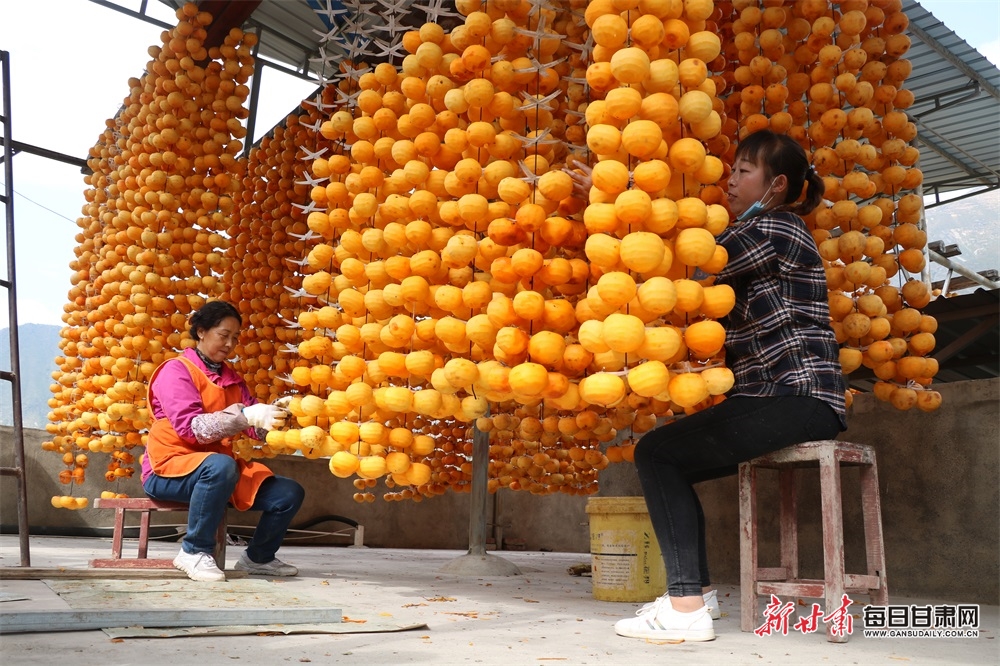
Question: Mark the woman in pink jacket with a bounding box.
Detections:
[142,300,304,582]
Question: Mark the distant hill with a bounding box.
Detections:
[0,324,62,429]
[925,190,1000,288]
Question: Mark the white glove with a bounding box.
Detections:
[242,403,288,431]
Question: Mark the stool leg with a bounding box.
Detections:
[778,468,798,582]
[137,510,151,559]
[860,460,889,606]
[111,508,125,559]
[213,511,228,569]
[819,448,847,643]
[739,461,758,632]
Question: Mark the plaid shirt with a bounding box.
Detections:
[715,211,847,429]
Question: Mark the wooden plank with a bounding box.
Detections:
[93,498,189,511]
[844,574,882,591]
[138,510,151,559]
[111,508,125,558]
[778,468,798,581]
[757,581,826,598]
[755,567,791,581]
[738,461,757,633]
[90,558,178,569]
[0,568,247,580]
[44,577,278,600]
[819,447,848,643]
[859,460,889,606]
[0,607,342,634]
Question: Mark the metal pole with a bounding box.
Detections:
[467,423,489,556]
[438,416,521,576]
[928,249,1000,291]
[244,26,265,152]
[916,183,932,289]
[0,50,30,566]
[492,485,504,551]
[86,0,173,29]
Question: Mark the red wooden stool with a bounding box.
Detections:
[90,497,227,569]
[738,440,888,643]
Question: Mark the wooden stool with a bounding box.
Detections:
[739,440,888,643]
[90,498,227,569]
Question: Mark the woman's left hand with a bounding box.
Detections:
[243,404,288,431]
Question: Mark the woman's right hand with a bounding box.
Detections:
[564,159,593,200]
[242,404,288,431]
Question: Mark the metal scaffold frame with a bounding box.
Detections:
[0,49,31,567]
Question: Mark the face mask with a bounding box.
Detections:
[736,178,779,222]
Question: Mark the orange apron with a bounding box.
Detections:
[145,357,273,511]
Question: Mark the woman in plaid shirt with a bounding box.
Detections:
[615,131,847,642]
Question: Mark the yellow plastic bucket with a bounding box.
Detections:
[585,496,666,602]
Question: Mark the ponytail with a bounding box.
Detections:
[787,167,825,216]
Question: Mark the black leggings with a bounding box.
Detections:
[633,396,842,597]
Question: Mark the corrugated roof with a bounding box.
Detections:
[243,1,338,76]
[902,0,1000,207]
[156,0,384,81]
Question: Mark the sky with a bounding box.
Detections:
[0,0,317,329]
[0,0,997,330]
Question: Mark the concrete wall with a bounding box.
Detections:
[0,426,592,554]
[2,377,996,602]
[836,378,998,604]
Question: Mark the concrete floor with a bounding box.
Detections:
[0,535,996,665]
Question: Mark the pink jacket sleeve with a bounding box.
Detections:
[149,359,206,444]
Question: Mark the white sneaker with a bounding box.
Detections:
[703,589,721,620]
[615,597,716,642]
[234,552,298,576]
[636,589,721,620]
[173,549,226,582]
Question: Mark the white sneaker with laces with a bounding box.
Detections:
[636,589,721,620]
[173,549,226,582]
[615,596,716,642]
[235,552,298,576]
